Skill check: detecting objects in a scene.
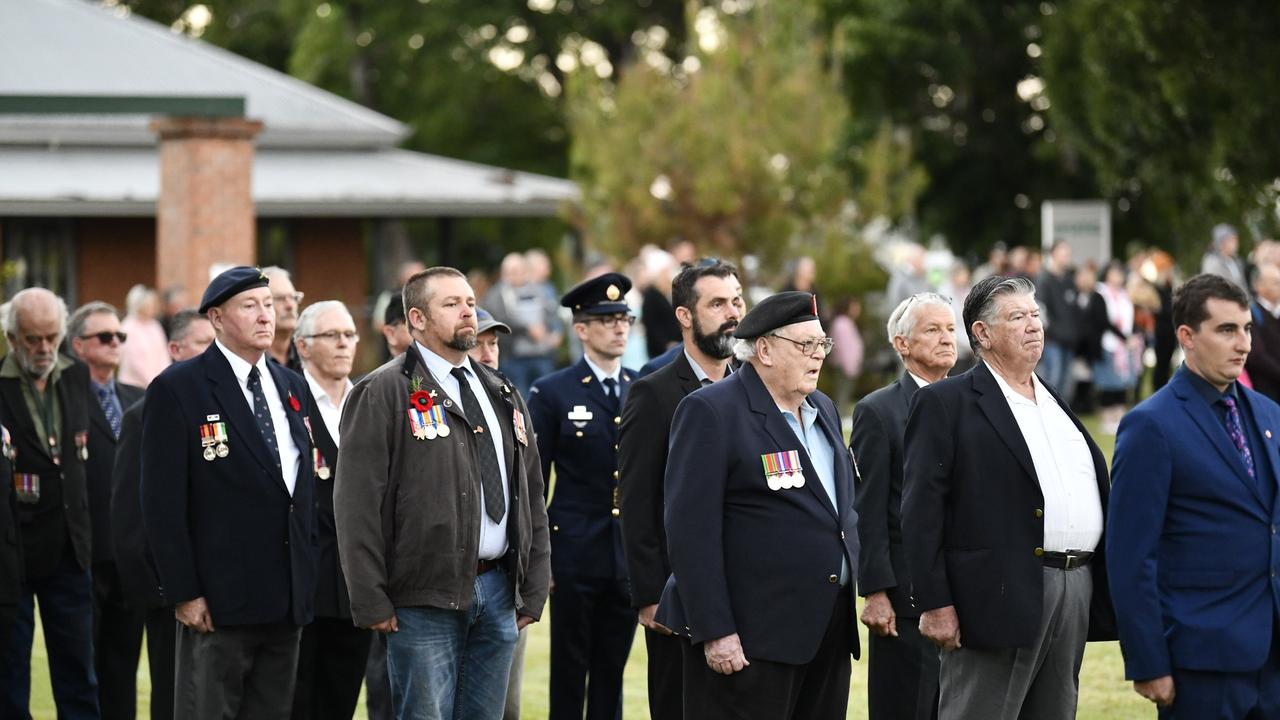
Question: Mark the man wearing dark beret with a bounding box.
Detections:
[141,266,318,718]
[655,291,861,719]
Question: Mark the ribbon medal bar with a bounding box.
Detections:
[760,450,805,491]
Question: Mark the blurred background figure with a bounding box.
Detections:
[827,296,864,418]
[484,252,563,395]
[1088,261,1140,433]
[1201,223,1248,290]
[781,255,817,294]
[1037,240,1080,394]
[1245,262,1280,403]
[371,261,428,344]
[886,245,930,309]
[972,242,1007,284]
[638,247,681,361]
[117,284,170,388]
[1146,251,1178,392]
[264,266,304,371]
[158,285,190,337]
[940,262,975,372]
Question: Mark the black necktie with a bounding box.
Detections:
[247,366,282,472]
[450,367,506,523]
[97,386,121,439]
[603,377,620,413]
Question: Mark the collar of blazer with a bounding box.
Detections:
[671,349,708,396]
[736,361,847,521]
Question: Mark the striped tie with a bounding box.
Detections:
[98,386,121,439]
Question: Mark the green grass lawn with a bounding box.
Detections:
[26,416,1151,719]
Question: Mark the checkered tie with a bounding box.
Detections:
[247,367,282,472]
[1223,395,1255,479]
[450,367,506,523]
[97,386,121,439]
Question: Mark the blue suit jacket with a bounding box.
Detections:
[141,344,318,627]
[528,357,633,581]
[656,362,860,665]
[1109,365,1280,680]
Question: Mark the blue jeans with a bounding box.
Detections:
[1,552,100,720]
[387,567,518,720]
[1039,342,1072,394]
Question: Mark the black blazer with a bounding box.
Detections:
[656,362,861,665]
[0,357,93,580]
[850,372,920,617]
[110,398,166,609]
[141,344,318,627]
[0,408,20,606]
[902,362,1116,650]
[618,349,704,608]
[86,380,143,564]
[305,384,353,620]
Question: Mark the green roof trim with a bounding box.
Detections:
[0,95,245,117]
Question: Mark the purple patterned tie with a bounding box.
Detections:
[1223,395,1255,479]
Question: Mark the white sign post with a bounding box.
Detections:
[1041,200,1111,267]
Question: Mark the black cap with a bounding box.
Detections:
[732,291,819,339]
[561,272,632,315]
[199,266,270,314]
[384,291,406,326]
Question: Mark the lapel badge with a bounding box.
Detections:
[581,376,592,384]
[513,408,528,446]
[287,391,301,413]
[206,414,220,422]
[1268,430,1274,439]
[75,431,89,462]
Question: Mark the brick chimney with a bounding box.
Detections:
[150,117,264,304]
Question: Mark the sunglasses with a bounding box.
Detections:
[80,331,128,344]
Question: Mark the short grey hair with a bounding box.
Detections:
[5,289,69,340]
[124,284,155,315]
[261,266,291,282]
[886,292,953,346]
[962,275,1037,354]
[403,267,467,319]
[68,302,120,348]
[732,337,757,363]
[295,301,353,345]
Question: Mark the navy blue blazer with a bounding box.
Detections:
[528,356,633,581]
[1109,365,1280,680]
[656,362,860,665]
[141,344,317,627]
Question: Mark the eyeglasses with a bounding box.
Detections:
[80,331,128,345]
[770,333,834,358]
[304,330,359,343]
[587,315,636,329]
[273,292,305,304]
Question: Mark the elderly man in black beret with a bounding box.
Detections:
[655,291,861,720]
[141,266,318,718]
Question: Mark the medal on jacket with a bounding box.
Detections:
[408,405,449,440]
[512,408,528,446]
[49,435,60,466]
[1,424,14,462]
[303,416,315,446]
[314,447,330,480]
[761,450,804,490]
[74,431,89,462]
[200,421,229,461]
[13,473,39,504]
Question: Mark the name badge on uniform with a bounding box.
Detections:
[13,473,39,504]
[513,408,528,446]
[199,421,230,461]
[761,450,805,491]
[408,406,450,441]
[314,447,331,480]
[567,405,593,428]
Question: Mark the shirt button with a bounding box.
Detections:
[611,508,620,518]
[1034,547,1044,557]
[576,431,584,438]
[828,574,838,583]
[1034,508,1044,518]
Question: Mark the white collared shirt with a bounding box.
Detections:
[582,354,621,387]
[215,339,302,496]
[986,363,1103,552]
[1259,298,1280,319]
[415,341,510,560]
[908,371,932,389]
[303,369,352,446]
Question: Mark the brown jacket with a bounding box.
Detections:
[335,347,551,627]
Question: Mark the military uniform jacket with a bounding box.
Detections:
[0,355,93,580]
[656,362,861,665]
[86,379,143,564]
[528,356,633,581]
[334,348,551,629]
[305,384,352,619]
[0,411,20,606]
[141,344,318,627]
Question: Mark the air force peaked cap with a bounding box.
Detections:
[732,291,819,339]
[561,272,633,315]
[199,266,270,314]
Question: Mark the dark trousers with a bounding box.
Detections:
[681,589,852,719]
[292,617,373,720]
[363,632,393,720]
[867,616,939,720]
[1160,631,1280,719]
[92,561,146,720]
[645,629,685,720]
[145,607,176,720]
[175,621,302,720]
[549,576,637,720]
[1,551,99,720]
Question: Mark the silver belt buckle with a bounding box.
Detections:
[1063,551,1080,570]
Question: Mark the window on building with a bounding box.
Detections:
[2,218,77,305]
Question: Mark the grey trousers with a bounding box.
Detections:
[174,621,302,720]
[939,566,1092,720]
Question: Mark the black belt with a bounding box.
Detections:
[476,558,499,576]
[1042,550,1092,570]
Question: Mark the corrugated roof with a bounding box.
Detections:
[0,0,409,148]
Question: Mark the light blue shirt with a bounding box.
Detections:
[582,355,621,386]
[415,341,510,560]
[780,399,849,585]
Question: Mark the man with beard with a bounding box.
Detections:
[265,266,304,372]
[528,274,639,720]
[618,260,745,719]
[335,267,550,720]
[851,293,957,720]
[0,288,97,719]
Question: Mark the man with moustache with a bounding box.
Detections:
[265,266,305,371]
[111,310,215,720]
[1110,274,1280,717]
[902,275,1115,720]
[657,291,860,720]
[142,266,317,718]
[335,267,550,720]
[618,259,744,718]
[291,301,371,720]
[528,273,639,720]
[852,293,957,720]
[0,288,97,720]
[68,301,145,720]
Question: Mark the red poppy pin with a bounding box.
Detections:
[288,392,301,412]
[409,376,434,412]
